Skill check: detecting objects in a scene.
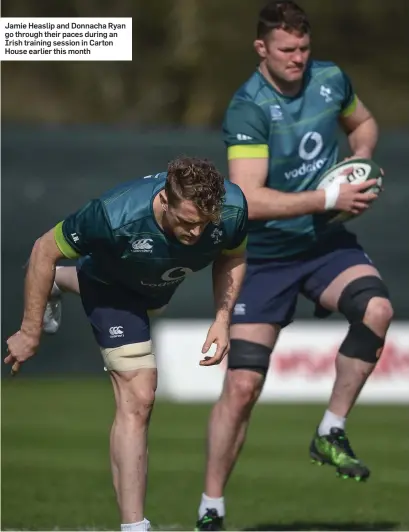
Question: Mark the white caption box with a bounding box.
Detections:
[1,17,132,61]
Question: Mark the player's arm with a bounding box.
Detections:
[20,199,111,344]
[224,100,327,220]
[199,209,248,367]
[225,100,377,219]
[212,245,247,325]
[212,206,248,325]
[229,157,329,219]
[338,73,378,159]
[19,229,65,344]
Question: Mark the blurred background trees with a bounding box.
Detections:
[2,0,408,127]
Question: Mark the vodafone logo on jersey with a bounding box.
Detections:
[285,131,327,180]
[140,267,193,288]
[161,267,193,281]
[298,131,323,160]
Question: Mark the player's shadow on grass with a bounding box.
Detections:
[243,521,398,531]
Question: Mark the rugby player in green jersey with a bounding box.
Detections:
[5,157,248,532]
[196,2,392,529]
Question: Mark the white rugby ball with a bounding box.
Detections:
[316,158,383,223]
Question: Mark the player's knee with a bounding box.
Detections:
[133,386,156,414]
[225,370,263,412]
[224,339,271,410]
[364,297,394,329]
[337,276,392,364]
[117,381,156,421]
[338,275,390,324]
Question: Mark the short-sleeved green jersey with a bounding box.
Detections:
[54,173,247,306]
[223,60,357,258]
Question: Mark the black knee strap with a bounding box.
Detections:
[338,276,390,323]
[339,321,384,363]
[228,339,272,376]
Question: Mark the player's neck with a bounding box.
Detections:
[258,63,303,97]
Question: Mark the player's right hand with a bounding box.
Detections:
[335,179,379,215]
[4,330,39,369]
[200,320,230,367]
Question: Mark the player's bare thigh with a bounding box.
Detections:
[55,265,80,294]
[230,322,280,351]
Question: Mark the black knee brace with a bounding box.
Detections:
[339,321,384,363]
[338,275,390,323]
[228,339,272,376]
[338,276,389,363]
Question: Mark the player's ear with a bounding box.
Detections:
[159,191,168,211]
[254,39,267,58]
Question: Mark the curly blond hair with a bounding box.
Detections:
[165,157,225,224]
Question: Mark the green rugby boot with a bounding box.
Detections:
[195,509,224,531]
[310,427,370,481]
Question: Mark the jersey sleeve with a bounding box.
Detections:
[222,201,248,256]
[339,70,357,117]
[54,199,113,259]
[222,100,270,160]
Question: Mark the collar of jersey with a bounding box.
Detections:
[256,61,311,101]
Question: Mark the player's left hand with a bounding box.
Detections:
[344,154,384,192]
[4,330,39,370]
[200,320,230,366]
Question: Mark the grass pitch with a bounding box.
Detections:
[2,377,408,530]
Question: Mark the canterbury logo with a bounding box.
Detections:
[109,326,124,337]
[132,239,153,252]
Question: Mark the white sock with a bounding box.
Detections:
[199,493,225,519]
[121,518,151,531]
[51,266,62,297]
[318,409,346,436]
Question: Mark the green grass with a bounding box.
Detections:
[2,377,408,530]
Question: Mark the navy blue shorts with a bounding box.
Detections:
[77,270,169,348]
[232,231,373,328]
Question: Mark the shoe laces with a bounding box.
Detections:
[328,427,356,458]
[201,509,220,522]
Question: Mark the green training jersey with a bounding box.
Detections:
[223,60,357,258]
[54,173,247,306]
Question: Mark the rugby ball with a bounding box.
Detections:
[316,158,383,223]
